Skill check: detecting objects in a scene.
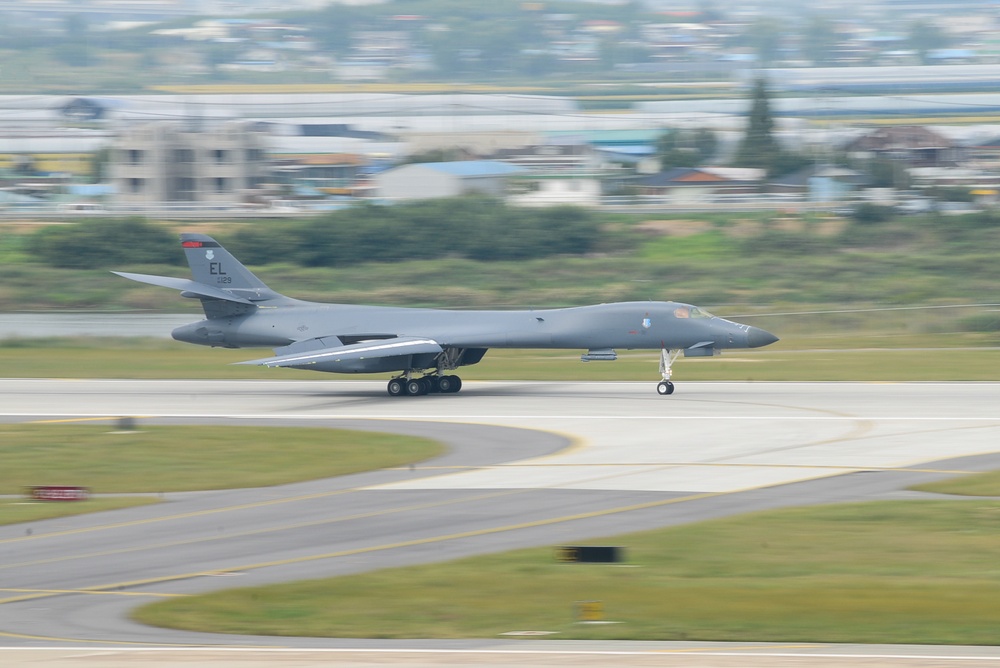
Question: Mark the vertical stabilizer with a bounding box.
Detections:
[179,233,285,317]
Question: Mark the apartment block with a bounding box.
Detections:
[108,121,270,206]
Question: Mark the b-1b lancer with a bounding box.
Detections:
[115,233,778,397]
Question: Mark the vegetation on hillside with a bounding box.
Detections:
[3,200,1000,320]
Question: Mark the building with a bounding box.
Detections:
[769,165,866,201]
[108,121,270,207]
[508,174,604,207]
[633,167,765,203]
[966,135,1000,168]
[493,142,620,206]
[844,126,962,167]
[374,161,525,200]
[272,153,368,196]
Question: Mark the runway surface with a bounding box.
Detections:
[1,379,999,667]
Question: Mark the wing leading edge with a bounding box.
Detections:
[236,336,444,374]
[112,271,254,305]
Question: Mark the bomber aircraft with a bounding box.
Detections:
[115,233,778,397]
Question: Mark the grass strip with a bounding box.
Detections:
[0,424,443,524]
[913,470,1000,497]
[1,337,998,381]
[135,500,1000,644]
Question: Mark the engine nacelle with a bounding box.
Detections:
[683,346,718,358]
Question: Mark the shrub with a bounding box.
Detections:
[27,218,179,269]
[228,197,604,267]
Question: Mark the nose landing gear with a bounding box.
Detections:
[657,347,681,396]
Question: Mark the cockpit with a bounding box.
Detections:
[672,305,714,319]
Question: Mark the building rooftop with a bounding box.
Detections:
[416,160,526,177]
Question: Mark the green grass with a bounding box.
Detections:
[461,346,1000,382]
[4,213,1000,310]
[0,335,997,381]
[637,230,739,262]
[134,500,1000,643]
[0,424,443,524]
[913,471,1000,497]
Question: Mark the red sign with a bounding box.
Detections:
[28,486,90,502]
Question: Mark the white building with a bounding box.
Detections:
[375,161,525,200]
[509,176,603,207]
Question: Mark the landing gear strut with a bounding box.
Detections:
[657,347,681,396]
[385,348,469,397]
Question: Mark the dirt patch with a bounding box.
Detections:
[813,216,849,237]
[725,218,762,238]
[635,219,712,237]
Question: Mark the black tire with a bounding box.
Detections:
[406,379,426,396]
[387,378,405,397]
[438,375,461,394]
[657,381,675,396]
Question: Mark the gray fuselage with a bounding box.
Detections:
[172,300,767,353]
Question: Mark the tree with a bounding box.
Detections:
[656,128,718,169]
[29,218,179,269]
[312,5,369,55]
[865,157,911,190]
[733,78,814,177]
[908,20,951,65]
[53,14,94,67]
[695,0,723,23]
[89,147,111,183]
[400,148,476,164]
[803,16,839,66]
[734,78,781,170]
[227,197,603,266]
[743,17,784,67]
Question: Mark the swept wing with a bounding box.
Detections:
[237,336,444,373]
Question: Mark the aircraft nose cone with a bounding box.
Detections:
[747,326,779,348]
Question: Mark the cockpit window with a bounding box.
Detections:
[690,306,714,319]
[673,306,714,319]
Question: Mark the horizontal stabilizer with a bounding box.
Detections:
[236,336,443,369]
[112,271,254,305]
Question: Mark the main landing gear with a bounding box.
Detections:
[656,347,681,396]
[387,347,468,397]
[387,374,463,397]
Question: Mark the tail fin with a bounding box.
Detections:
[180,233,270,293]
[114,234,289,319]
[180,233,286,318]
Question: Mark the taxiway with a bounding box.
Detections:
[1,379,999,666]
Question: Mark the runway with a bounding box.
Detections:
[1,379,1000,667]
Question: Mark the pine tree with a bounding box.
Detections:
[734,78,781,170]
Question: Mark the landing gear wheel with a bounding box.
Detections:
[387,378,405,397]
[438,375,462,394]
[657,380,675,396]
[405,379,428,396]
